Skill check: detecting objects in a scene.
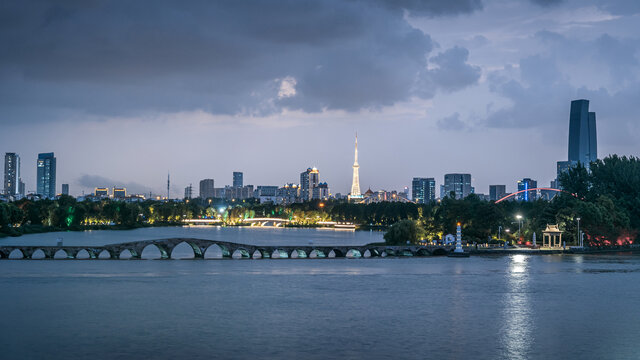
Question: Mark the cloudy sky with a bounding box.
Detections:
[1,0,639,197]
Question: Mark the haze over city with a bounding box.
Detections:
[1,0,639,196]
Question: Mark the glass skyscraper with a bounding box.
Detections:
[37,152,56,198]
[568,99,597,165]
[412,177,435,204]
[443,173,472,199]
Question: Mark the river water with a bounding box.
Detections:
[1,227,640,359]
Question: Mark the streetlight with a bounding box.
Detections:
[576,217,581,247]
[498,225,503,243]
[515,214,523,243]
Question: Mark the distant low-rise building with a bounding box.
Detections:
[113,187,126,199]
[95,187,109,197]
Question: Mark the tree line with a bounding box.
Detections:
[2,155,638,247]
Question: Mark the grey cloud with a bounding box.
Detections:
[529,0,564,7]
[0,0,483,122]
[437,112,468,131]
[76,175,151,195]
[427,46,481,92]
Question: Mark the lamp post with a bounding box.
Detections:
[576,217,581,246]
[516,214,523,243]
[498,225,502,244]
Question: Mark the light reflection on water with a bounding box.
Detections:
[501,254,533,360]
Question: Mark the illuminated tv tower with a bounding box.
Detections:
[349,134,362,200]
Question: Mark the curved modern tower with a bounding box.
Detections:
[350,134,362,198]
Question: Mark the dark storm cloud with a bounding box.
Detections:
[0,0,482,122]
[484,30,640,146]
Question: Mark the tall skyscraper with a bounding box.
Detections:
[233,172,243,188]
[36,152,56,198]
[4,153,20,196]
[199,179,215,199]
[350,134,362,199]
[412,177,435,204]
[300,167,319,201]
[61,184,69,196]
[517,178,538,202]
[568,99,597,165]
[489,185,506,201]
[443,174,472,199]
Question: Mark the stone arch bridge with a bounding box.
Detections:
[0,238,453,260]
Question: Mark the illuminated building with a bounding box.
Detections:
[443,173,472,199]
[517,178,537,201]
[412,177,435,204]
[95,187,109,197]
[113,187,127,199]
[36,152,56,199]
[4,153,19,196]
[277,183,299,204]
[349,134,363,200]
[300,167,319,201]
[315,182,330,200]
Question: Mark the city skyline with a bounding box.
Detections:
[1,1,639,196]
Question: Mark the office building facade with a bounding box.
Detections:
[61,184,69,196]
[517,178,538,202]
[300,167,319,201]
[199,179,215,199]
[37,152,56,198]
[443,173,472,199]
[233,172,243,188]
[489,185,507,201]
[412,177,436,204]
[568,99,597,165]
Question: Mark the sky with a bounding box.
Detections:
[1,0,639,197]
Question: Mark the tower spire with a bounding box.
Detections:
[167,172,170,200]
[350,133,362,199]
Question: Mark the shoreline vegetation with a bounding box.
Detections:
[1,155,638,248]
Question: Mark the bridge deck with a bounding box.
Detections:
[0,238,454,260]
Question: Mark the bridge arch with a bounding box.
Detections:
[271,249,289,259]
[495,188,577,203]
[141,243,169,259]
[8,249,25,259]
[328,249,345,258]
[30,249,47,259]
[415,248,431,257]
[76,249,95,259]
[309,249,326,258]
[346,249,362,258]
[98,249,114,259]
[54,249,75,259]
[232,248,251,259]
[119,249,140,259]
[290,249,308,259]
[204,243,230,259]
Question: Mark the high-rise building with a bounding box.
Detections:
[568,99,597,166]
[349,134,362,200]
[412,177,436,204]
[4,153,20,196]
[37,152,56,199]
[233,172,243,188]
[199,179,215,199]
[113,187,126,199]
[489,185,507,201]
[443,174,472,199]
[300,167,319,201]
[61,184,69,196]
[184,184,193,199]
[517,178,538,202]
